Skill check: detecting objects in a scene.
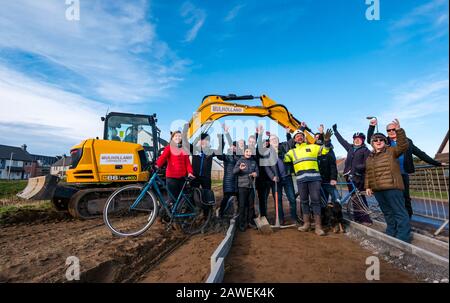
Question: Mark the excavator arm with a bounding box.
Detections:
[186,94,315,143]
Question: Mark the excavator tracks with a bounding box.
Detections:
[68,188,116,219]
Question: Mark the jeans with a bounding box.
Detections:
[374,189,411,243]
[271,176,297,222]
[321,184,338,204]
[401,174,413,218]
[297,180,322,216]
[238,187,255,230]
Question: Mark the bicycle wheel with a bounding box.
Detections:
[347,192,382,222]
[103,184,159,237]
[175,197,212,235]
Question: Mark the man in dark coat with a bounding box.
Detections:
[182,124,223,191]
[367,118,447,217]
[333,124,373,225]
[315,131,338,204]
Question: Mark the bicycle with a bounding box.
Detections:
[103,170,213,237]
[320,172,384,222]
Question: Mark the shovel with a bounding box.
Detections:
[252,177,272,234]
[271,180,296,229]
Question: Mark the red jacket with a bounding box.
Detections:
[156,145,193,179]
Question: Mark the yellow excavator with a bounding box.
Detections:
[18,94,313,219]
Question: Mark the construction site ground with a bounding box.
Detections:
[0,185,445,283]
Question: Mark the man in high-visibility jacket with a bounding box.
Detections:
[284,127,334,236]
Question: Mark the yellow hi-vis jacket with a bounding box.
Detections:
[284,143,331,183]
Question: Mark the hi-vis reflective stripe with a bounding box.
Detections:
[293,157,317,165]
[318,145,324,155]
[292,150,299,161]
[296,173,321,180]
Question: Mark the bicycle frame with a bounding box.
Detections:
[130,173,198,220]
[321,179,359,205]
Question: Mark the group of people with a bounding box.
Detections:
[155,118,446,243]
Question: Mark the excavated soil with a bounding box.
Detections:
[139,232,224,283]
[0,186,225,283]
[224,228,419,283]
[0,217,187,282]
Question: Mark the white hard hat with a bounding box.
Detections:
[293,129,305,138]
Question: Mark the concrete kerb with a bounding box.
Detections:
[371,220,449,251]
[345,219,449,268]
[206,216,237,283]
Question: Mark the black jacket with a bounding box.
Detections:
[216,133,238,193]
[367,125,442,174]
[318,149,338,183]
[335,128,370,177]
[255,133,271,183]
[182,124,223,179]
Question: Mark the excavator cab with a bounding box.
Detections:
[102,112,166,163]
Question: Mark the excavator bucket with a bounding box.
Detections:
[17,175,59,200]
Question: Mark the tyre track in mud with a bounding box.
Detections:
[0,185,225,283]
[0,217,187,282]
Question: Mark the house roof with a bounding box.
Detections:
[52,156,72,167]
[0,144,33,162]
[30,154,59,166]
[437,130,449,155]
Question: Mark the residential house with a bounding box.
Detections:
[50,156,72,177]
[0,144,34,180]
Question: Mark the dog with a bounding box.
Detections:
[323,202,345,233]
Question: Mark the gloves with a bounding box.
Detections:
[332,124,337,132]
[324,129,333,141]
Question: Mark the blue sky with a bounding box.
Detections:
[0,0,448,158]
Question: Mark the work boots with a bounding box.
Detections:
[314,215,325,236]
[298,214,311,232]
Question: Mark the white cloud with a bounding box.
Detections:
[389,0,449,45]
[379,75,449,123]
[180,2,206,42]
[0,65,108,155]
[224,4,245,22]
[0,0,187,103]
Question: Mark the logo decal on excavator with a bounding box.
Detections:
[101,175,138,181]
[211,105,244,113]
[100,154,134,165]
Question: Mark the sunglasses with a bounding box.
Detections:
[372,138,385,143]
[386,128,396,132]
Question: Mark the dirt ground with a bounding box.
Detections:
[139,232,224,283]
[224,228,418,283]
[0,217,187,282]
[0,185,225,283]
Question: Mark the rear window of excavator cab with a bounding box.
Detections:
[106,116,155,148]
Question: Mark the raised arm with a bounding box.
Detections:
[411,141,443,166]
[389,120,409,158]
[182,123,194,154]
[367,118,377,144]
[332,124,352,151]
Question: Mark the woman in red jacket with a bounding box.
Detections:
[156,131,195,203]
